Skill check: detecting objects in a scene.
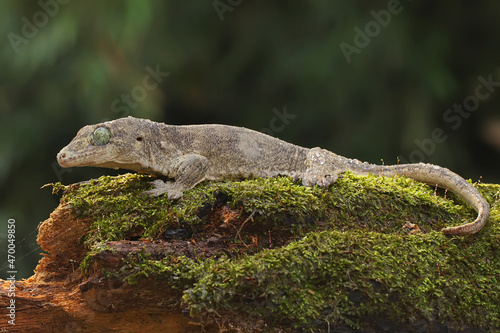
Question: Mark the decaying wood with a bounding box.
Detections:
[0,204,212,333]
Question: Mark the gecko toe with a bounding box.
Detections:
[142,179,185,199]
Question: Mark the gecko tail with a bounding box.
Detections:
[304,149,489,235]
[440,203,490,235]
[349,161,490,235]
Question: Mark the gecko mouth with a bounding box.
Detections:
[57,149,111,168]
[57,148,145,172]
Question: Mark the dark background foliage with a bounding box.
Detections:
[1,0,499,278]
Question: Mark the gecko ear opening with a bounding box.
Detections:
[92,126,111,146]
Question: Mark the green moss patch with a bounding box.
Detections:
[50,173,500,330]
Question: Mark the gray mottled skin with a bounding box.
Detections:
[57,116,489,236]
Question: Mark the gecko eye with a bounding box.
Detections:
[93,126,111,146]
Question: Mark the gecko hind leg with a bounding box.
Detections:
[301,147,342,187]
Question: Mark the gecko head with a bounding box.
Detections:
[57,117,155,172]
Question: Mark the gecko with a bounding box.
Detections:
[57,116,489,236]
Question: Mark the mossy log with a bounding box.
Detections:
[1,173,499,332]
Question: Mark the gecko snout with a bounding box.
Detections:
[57,151,69,167]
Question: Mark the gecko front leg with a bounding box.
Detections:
[144,154,209,199]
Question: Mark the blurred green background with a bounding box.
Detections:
[1,1,499,278]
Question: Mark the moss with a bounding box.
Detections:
[183,230,500,329]
[50,173,500,330]
[80,242,116,274]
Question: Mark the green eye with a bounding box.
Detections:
[93,126,111,146]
